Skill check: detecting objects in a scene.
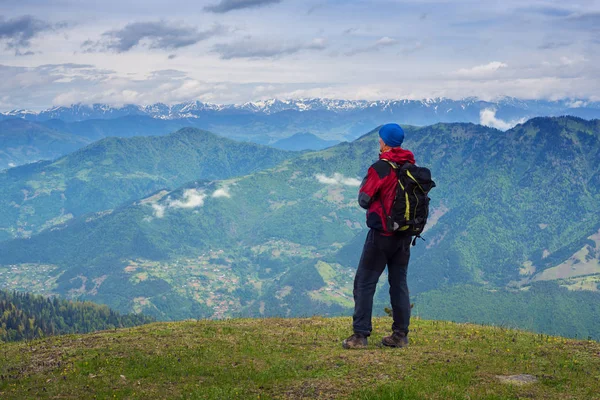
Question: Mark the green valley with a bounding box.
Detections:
[2,117,600,340]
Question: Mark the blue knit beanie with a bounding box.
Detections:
[379,123,405,147]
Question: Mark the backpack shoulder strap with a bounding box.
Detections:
[380,158,399,170]
[372,159,395,179]
[380,158,396,167]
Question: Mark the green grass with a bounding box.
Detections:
[315,261,337,282]
[1,317,599,399]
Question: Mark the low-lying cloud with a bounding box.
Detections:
[204,0,282,13]
[151,188,207,218]
[566,100,587,108]
[480,108,526,131]
[151,187,232,218]
[151,203,167,218]
[170,189,207,209]
[212,186,231,198]
[316,173,361,187]
[83,21,225,53]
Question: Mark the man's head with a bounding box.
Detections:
[378,123,405,152]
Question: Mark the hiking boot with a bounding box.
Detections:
[381,331,409,348]
[342,333,368,349]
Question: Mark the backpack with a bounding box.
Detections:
[381,159,436,245]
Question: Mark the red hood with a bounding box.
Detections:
[379,147,415,165]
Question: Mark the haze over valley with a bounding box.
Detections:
[1,113,600,340]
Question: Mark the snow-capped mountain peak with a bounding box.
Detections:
[2,97,599,122]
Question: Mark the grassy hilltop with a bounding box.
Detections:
[1,317,599,399]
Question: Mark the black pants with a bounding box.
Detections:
[352,229,412,336]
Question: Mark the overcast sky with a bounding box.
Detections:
[0,0,599,110]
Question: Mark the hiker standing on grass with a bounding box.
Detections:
[343,123,434,349]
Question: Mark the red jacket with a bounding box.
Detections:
[358,147,416,235]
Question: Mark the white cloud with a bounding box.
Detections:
[212,187,231,198]
[375,37,396,46]
[540,55,587,69]
[479,108,526,131]
[2,2,600,108]
[8,162,16,168]
[566,100,587,108]
[308,38,327,49]
[151,188,207,218]
[456,61,508,77]
[169,188,207,209]
[151,203,166,218]
[560,57,576,66]
[316,173,361,187]
[345,36,398,56]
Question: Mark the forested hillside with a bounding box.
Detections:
[1,117,599,339]
[0,290,154,342]
[412,282,600,340]
[0,127,293,240]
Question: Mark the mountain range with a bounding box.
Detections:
[3,98,600,122]
[0,114,345,169]
[3,97,600,171]
[1,116,600,339]
[0,128,293,240]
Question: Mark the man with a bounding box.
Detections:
[343,123,415,349]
